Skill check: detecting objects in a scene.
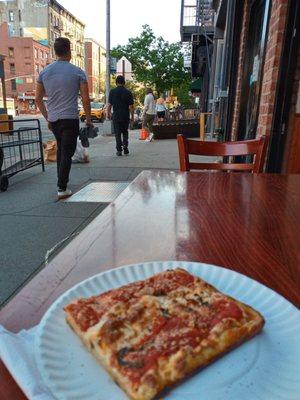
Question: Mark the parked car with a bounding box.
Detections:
[80,102,105,122]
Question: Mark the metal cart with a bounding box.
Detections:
[0,119,45,192]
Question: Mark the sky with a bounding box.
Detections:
[59,0,182,48]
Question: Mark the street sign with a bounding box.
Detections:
[16,78,24,84]
[110,58,117,74]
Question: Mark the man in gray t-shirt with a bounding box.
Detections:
[36,37,92,199]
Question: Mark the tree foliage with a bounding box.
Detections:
[111,25,190,96]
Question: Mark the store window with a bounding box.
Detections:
[238,0,271,140]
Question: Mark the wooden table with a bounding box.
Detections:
[1,171,300,399]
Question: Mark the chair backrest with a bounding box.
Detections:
[177,135,269,173]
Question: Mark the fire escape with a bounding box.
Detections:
[180,0,214,79]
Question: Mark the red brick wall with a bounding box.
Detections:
[231,1,250,139]
[84,41,93,94]
[256,0,289,137]
[84,40,99,99]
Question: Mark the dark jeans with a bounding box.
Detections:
[51,119,79,190]
[143,114,155,133]
[113,120,129,152]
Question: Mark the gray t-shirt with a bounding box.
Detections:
[37,61,87,122]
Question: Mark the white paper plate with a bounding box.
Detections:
[35,261,300,400]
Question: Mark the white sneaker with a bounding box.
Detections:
[147,133,154,142]
[57,188,72,199]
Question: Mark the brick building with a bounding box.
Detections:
[207,0,300,172]
[84,38,101,100]
[0,22,50,113]
[0,0,85,68]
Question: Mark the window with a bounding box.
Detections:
[11,79,16,91]
[35,64,39,74]
[45,52,48,60]
[34,48,38,58]
[40,50,43,59]
[25,62,31,71]
[8,47,14,58]
[9,10,14,22]
[9,63,15,73]
[50,13,53,23]
[18,10,22,21]
[24,46,30,58]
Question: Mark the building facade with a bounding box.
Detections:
[99,45,106,95]
[209,0,300,173]
[0,0,85,68]
[180,0,214,110]
[84,38,101,99]
[0,22,50,113]
[180,0,300,172]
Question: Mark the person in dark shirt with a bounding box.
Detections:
[107,75,134,156]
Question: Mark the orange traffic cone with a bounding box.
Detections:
[139,128,149,140]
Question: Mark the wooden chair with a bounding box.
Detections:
[177,135,268,173]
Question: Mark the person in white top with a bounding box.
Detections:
[143,88,156,142]
[156,97,167,122]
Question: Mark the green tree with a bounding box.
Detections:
[111,25,190,97]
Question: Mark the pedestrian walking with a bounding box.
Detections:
[156,97,166,122]
[35,37,92,199]
[143,88,156,142]
[107,75,134,156]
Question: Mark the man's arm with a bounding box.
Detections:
[35,82,48,121]
[107,103,112,120]
[143,95,149,117]
[107,90,113,120]
[79,82,92,126]
[129,92,134,122]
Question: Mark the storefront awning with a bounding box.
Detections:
[190,78,203,93]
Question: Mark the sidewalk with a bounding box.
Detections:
[0,129,179,306]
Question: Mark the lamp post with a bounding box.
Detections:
[103,0,113,134]
[105,0,110,109]
[0,54,7,114]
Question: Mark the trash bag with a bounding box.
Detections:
[72,139,90,163]
[43,140,57,162]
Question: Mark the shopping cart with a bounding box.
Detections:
[0,119,45,192]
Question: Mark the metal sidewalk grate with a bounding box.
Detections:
[65,181,130,203]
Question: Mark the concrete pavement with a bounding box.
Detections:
[0,118,180,306]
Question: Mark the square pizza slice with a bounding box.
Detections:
[64,268,264,400]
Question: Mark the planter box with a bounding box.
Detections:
[153,119,200,139]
